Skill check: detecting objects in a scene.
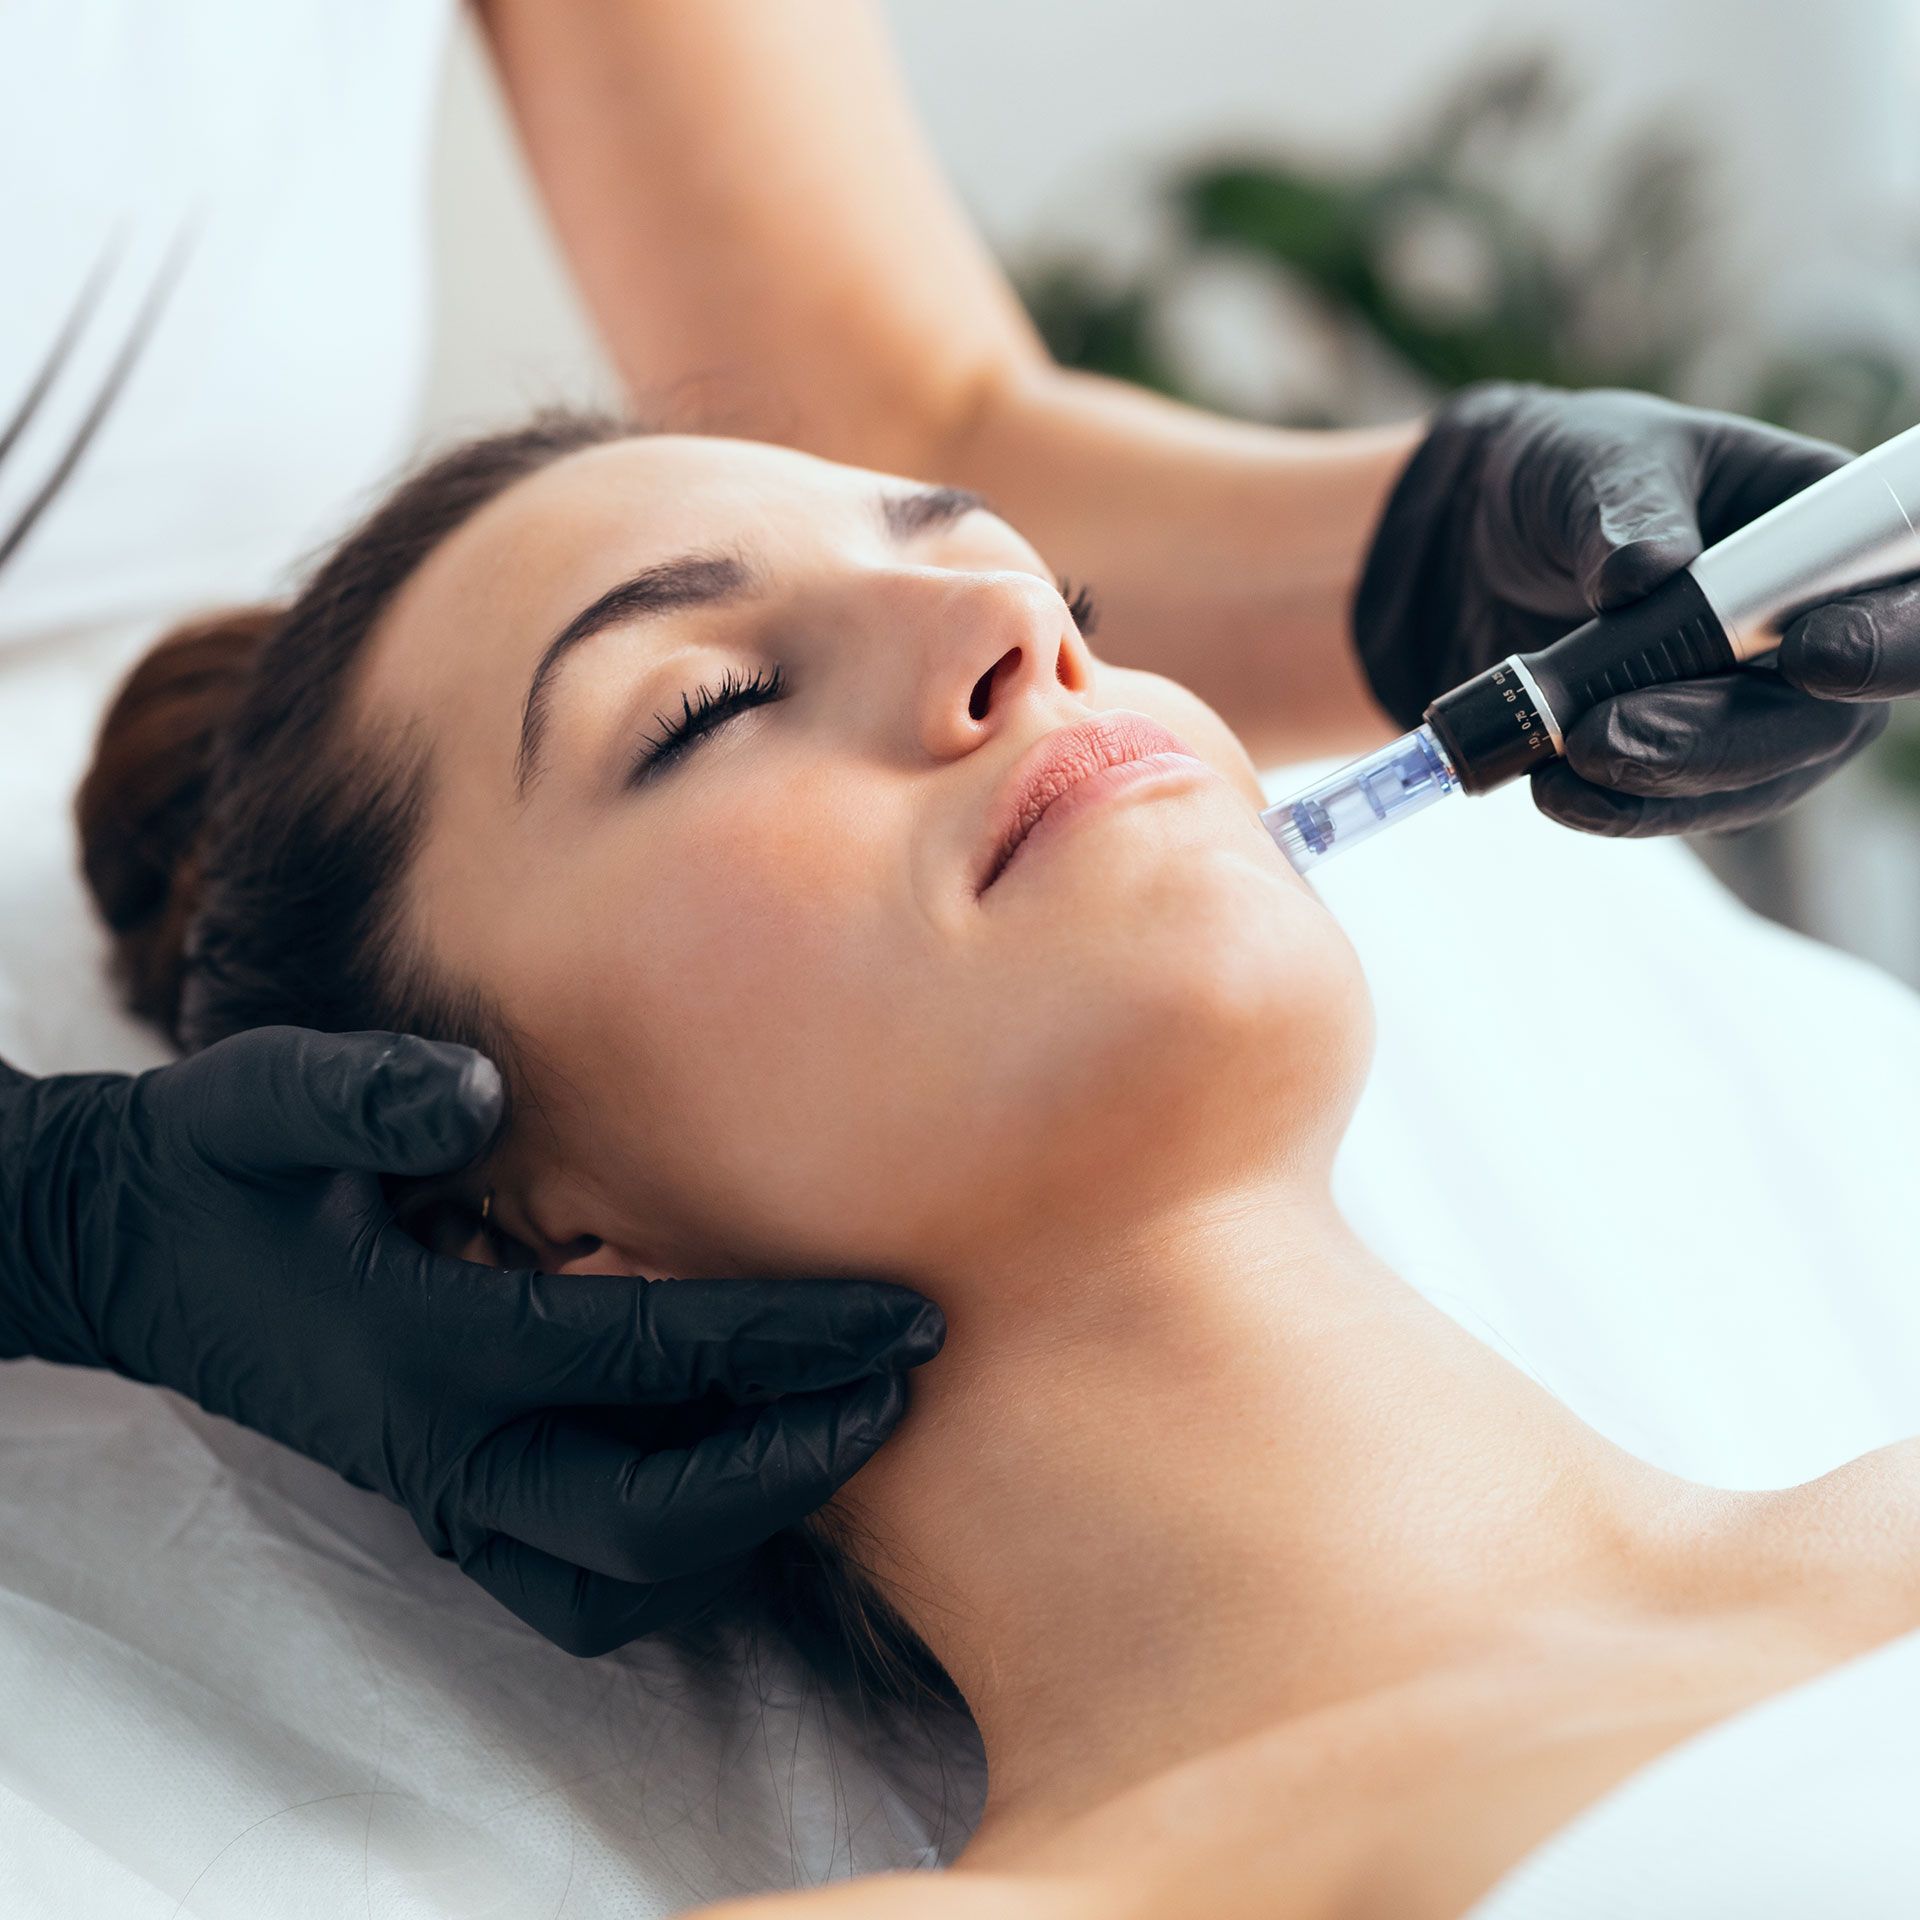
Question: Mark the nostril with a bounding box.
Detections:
[970,645,1022,721]
[1055,641,1084,691]
[968,666,993,721]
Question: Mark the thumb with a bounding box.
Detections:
[1571,441,1703,612]
[170,1026,505,1182]
[1530,412,1702,614]
[1584,527,1701,613]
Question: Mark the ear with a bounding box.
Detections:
[549,1237,662,1278]
[493,1159,671,1280]
[491,1208,668,1280]
[391,1170,666,1275]
[390,1181,496,1264]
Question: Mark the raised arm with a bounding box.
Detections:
[476,0,1412,767]
[481,2,1917,824]
[687,1869,1077,1919]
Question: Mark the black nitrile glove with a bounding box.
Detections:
[1355,382,1918,836]
[0,1025,944,1655]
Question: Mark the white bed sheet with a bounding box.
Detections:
[2,622,1917,1918]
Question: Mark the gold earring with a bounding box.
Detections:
[480,1189,494,1223]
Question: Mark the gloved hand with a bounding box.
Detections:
[1354,381,1920,835]
[0,1025,944,1655]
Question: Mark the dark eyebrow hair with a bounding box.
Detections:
[515,552,754,793]
[514,484,994,795]
[879,483,993,539]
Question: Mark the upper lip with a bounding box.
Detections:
[976,710,1198,895]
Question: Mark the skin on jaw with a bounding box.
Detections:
[351,432,1371,1287]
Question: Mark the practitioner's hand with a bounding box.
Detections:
[0,1026,944,1654]
[1353,382,1914,836]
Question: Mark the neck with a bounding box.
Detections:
[844,1168,1699,1842]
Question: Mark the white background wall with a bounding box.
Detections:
[423,0,1920,436]
[419,0,1920,981]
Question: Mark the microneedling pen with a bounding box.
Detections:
[1265,419,1920,874]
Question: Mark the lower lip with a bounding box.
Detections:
[989,751,1215,890]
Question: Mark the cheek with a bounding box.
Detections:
[538,777,945,1270]
[491,665,1350,1276]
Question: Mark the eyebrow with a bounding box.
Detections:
[513,483,993,795]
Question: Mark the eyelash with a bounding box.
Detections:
[1058,575,1101,636]
[627,575,1098,781]
[631,663,787,780]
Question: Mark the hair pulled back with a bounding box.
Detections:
[75,410,959,1722]
[80,410,625,1055]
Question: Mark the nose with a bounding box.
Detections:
[915,571,1095,760]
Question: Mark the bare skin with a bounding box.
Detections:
[345,434,1919,1920]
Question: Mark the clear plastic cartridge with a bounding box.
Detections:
[1262,725,1460,873]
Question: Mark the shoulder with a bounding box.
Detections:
[1745,1435,1920,1636]
[687,1871,1080,1920]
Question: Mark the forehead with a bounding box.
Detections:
[356,433,880,726]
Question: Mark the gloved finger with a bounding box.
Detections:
[1529,715,1884,837]
[458,1533,744,1656]
[1692,421,1850,547]
[440,1270,944,1412]
[1565,420,1845,614]
[1559,672,1887,798]
[1567,457,1704,615]
[1777,579,1920,701]
[1499,406,1702,613]
[176,1027,504,1182]
[452,1370,909,1585]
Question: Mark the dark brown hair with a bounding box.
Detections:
[76,410,956,1714]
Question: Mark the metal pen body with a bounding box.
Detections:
[1690,428,1920,663]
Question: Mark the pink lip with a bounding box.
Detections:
[976,711,1212,895]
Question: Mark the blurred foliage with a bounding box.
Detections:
[1873,715,1920,810]
[1014,49,1920,797]
[1015,52,1920,441]
[1172,68,1692,402]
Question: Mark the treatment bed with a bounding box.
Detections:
[2,621,1917,1917]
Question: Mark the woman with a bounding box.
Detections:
[78,413,1920,1918]
[12,1,1912,1666]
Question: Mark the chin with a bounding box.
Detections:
[972,804,1376,1226]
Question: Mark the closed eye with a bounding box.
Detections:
[625,572,1089,784]
[1058,576,1100,636]
[629,663,787,783]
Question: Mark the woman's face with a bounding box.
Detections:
[358,435,1371,1283]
